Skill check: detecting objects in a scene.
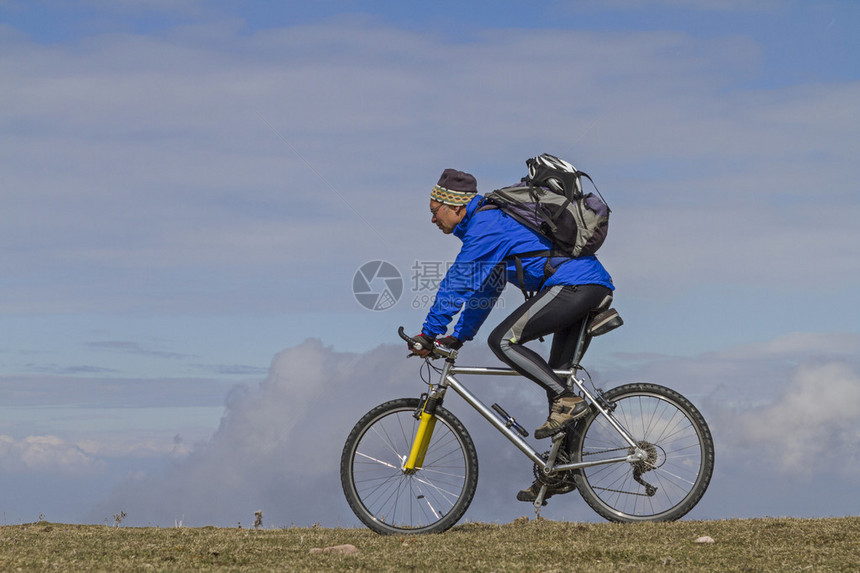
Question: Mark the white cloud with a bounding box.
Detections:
[0,435,98,474]
[734,362,860,476]
[0,434,192,475]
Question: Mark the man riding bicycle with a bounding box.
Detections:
[410,166,614,503]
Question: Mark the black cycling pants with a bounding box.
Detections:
[487,284,612,403]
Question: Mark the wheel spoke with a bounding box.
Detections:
[355,450,400,470]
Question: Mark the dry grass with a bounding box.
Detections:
[1,516,858,572]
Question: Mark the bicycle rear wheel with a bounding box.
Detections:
[570,383,714,522]
[340,398,478,534]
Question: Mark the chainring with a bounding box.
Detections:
[533,448,576,488]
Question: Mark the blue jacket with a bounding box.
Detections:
[422,194,614,341]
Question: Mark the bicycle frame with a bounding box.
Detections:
[405,358,648,479]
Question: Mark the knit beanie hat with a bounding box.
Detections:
[430,169,478,206]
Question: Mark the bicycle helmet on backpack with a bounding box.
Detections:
[525,153,583,199]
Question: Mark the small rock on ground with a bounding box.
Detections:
[310,544,359,555]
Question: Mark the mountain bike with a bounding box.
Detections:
[340,304,714,534]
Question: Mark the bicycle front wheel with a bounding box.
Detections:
[570,383,714,522]
[340,398,478,534]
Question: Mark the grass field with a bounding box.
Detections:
[1,516,858,571]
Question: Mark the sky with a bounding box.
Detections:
[1,0,859,528]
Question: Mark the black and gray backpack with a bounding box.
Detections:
[485,153,610,258]
[481,153,611,297]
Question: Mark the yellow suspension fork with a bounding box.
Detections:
[403,394,440,472]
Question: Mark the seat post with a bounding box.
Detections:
[569,318,591,369]
[569,293,614,369]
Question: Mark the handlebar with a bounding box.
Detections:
[398,327,457,359]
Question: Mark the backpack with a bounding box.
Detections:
[480,153,611,297]
[485,153,610,258]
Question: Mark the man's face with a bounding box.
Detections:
[430,200,464,234]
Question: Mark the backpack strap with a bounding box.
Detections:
[578,171,611,211]
[511,250,547,300]
[479,194,575,299]
[507,249,570,300]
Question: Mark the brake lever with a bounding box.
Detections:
[398,326,455,360]
[399,326,431,355]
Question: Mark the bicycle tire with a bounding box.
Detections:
[570,383,714,522]
[340,398,479,534]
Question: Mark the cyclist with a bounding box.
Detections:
[410,167,614,503]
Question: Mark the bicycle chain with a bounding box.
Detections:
[580,446,627,457]
[591,485,654,497]
[581,446,659,497]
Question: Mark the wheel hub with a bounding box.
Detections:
[630,440,660,473]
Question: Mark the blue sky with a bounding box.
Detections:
[1,0,859,527]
